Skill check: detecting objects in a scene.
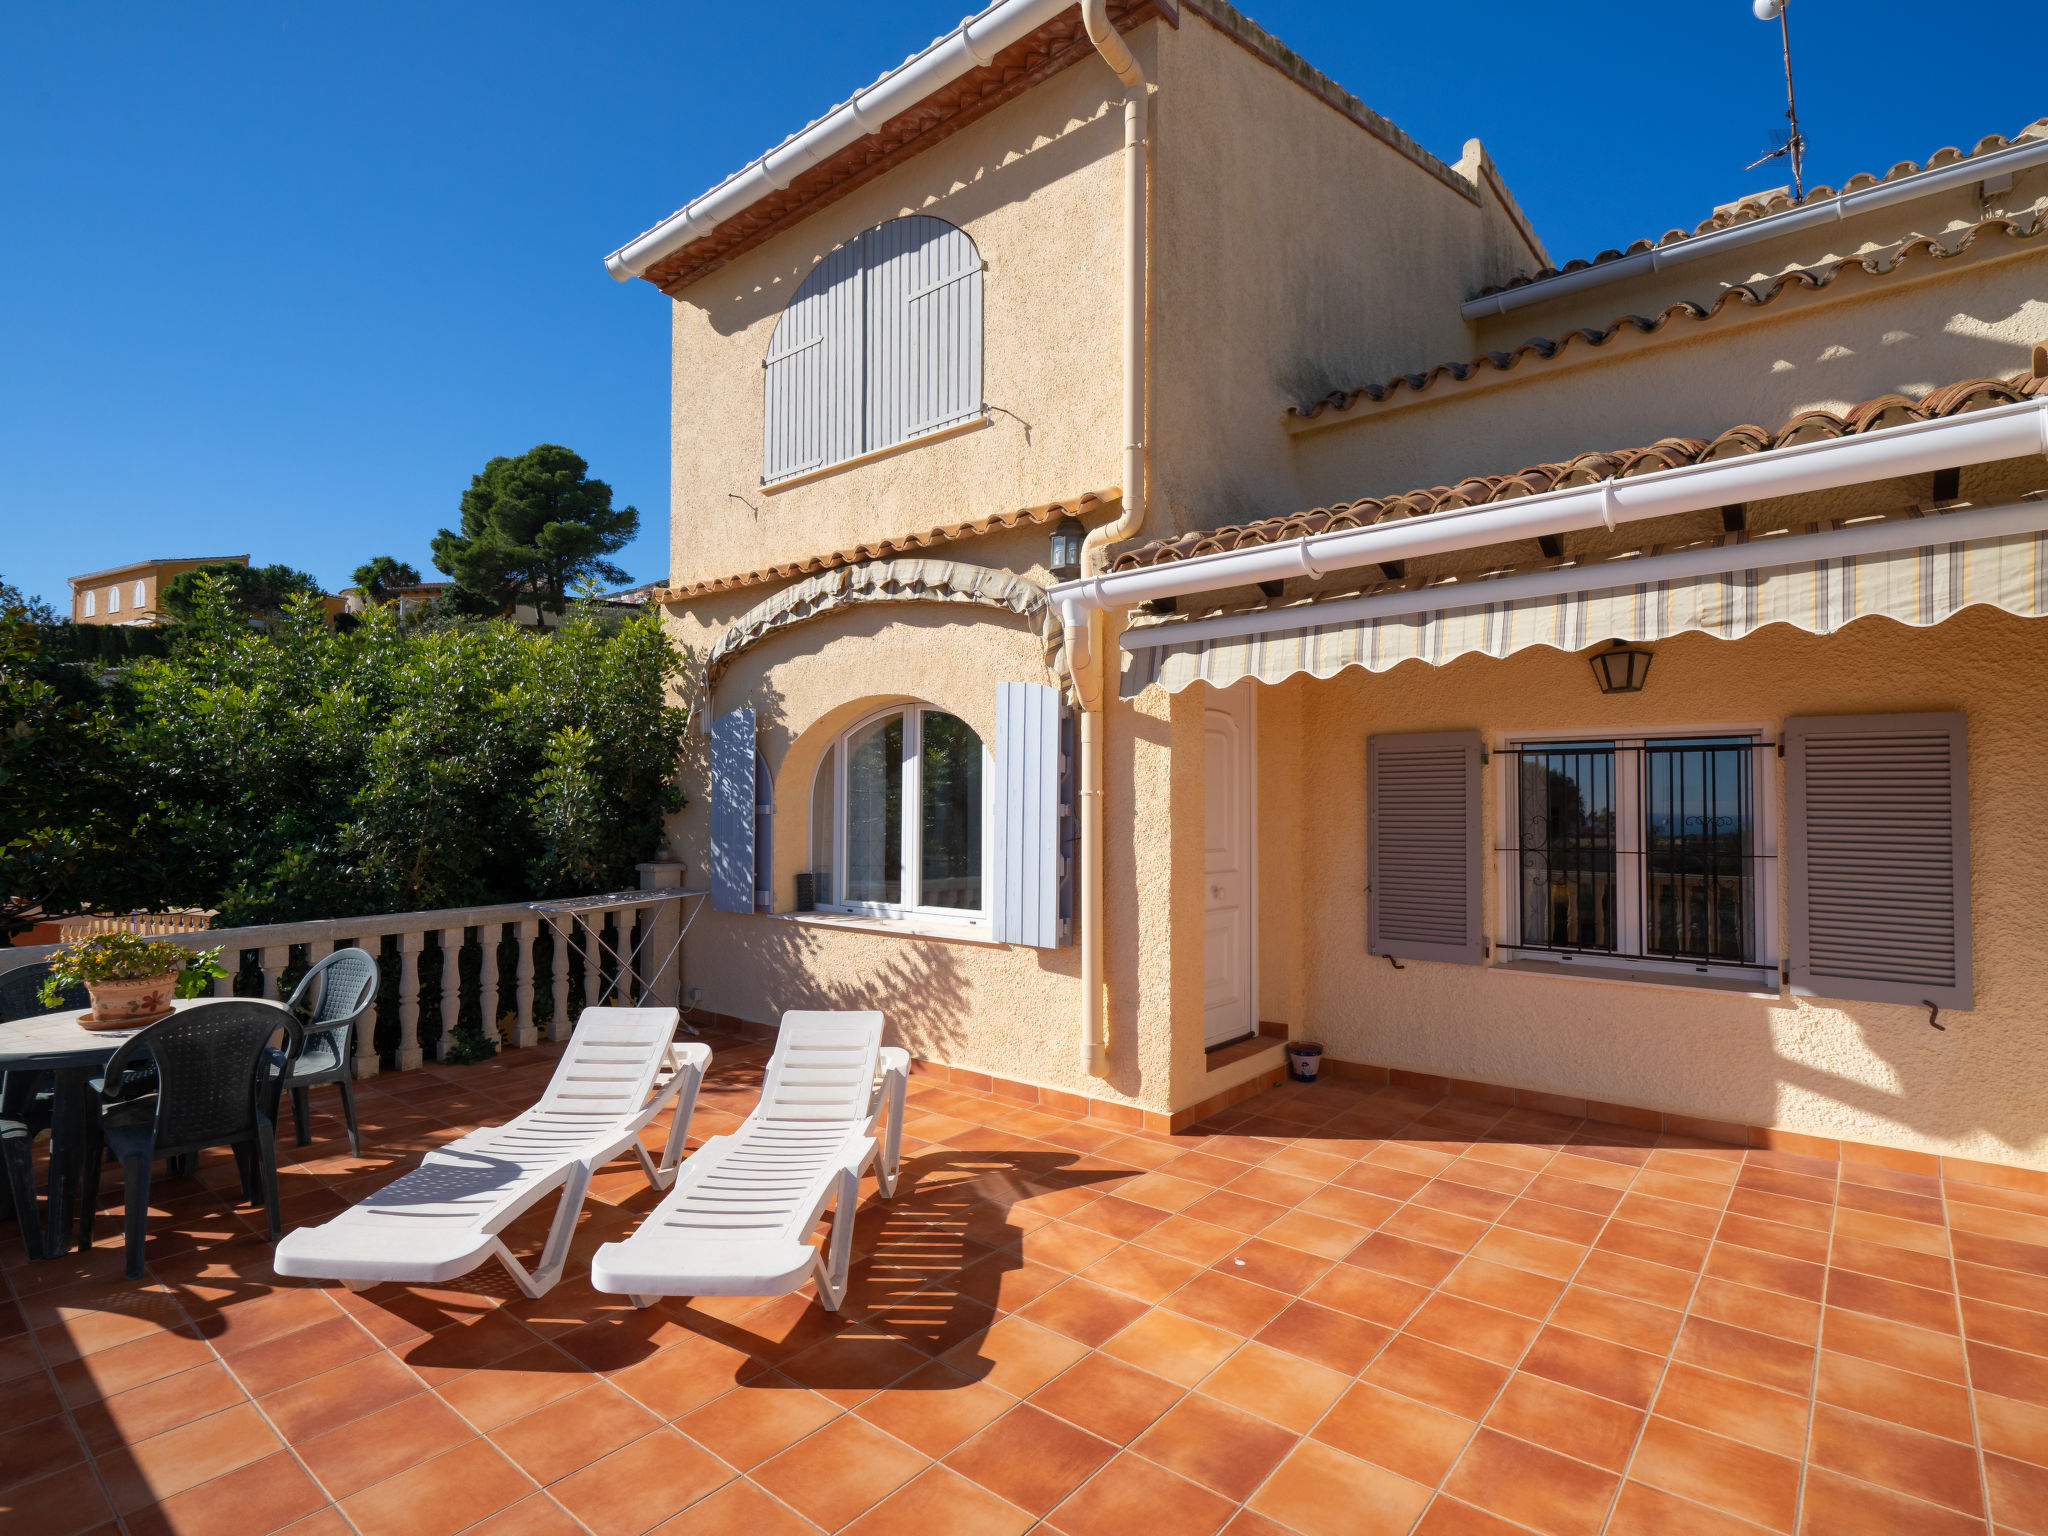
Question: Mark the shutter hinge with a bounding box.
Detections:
[1480,746,1491,765]
[1776,733,1785,758]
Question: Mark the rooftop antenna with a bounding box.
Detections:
[1746,0,1806,199]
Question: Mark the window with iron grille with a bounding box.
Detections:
[1504,734,1769,980]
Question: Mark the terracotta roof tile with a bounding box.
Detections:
[1292,212,2048,424]
[1112,373,2045,572]
[1473,118,2048,302]
[658,488,1118,602]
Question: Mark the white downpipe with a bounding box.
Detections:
[1053,397,2048,619]
[1461,133,2048,320]
[1068,0,1149,1079]
[605,0,1075,281]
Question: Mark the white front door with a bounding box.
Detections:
[1202,684,1256,1048]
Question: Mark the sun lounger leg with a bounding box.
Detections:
[875,1051,908,1200]
[521,1162,595,1297]
[814,1165,860,1312]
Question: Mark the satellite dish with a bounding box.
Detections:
[1753,0,1785,18]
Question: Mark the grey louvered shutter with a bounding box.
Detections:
[710,708,756,914]
[991,681,1071,947]
[864,215,982,450]
[1786,713,1972,1009]
[1368,731,1483,964]
[763,238,863,483]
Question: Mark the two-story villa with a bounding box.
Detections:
[608,0,2048,1180]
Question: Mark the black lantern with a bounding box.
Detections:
[1590,640,1653,694]
[1048,516,1085,582]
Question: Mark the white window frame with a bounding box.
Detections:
[83,588,96,617]
[1492,722,1779,989]
[133,579,147,609]
[810,703,993,924]
[106,585,120,613]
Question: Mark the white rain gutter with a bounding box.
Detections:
[1066,0,1149,1080]
[1120,495,2048,653]
[1461,132,2048,321]
[1051,396,2048,623]
[604,0,1076,282]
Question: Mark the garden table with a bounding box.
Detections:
[0,996,295,1259]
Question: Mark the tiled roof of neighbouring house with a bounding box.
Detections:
[1470,118,2048,303]
[1111,370,2048,572]
[1291,212,2048,424]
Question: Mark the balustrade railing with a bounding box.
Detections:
[0,865,695,1078]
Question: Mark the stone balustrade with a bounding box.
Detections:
[0,864,692,1077]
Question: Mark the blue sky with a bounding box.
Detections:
[2,1,2020,609]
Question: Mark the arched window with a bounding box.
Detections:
[83,589,96,617]
[763,215,983,484]
[133,579,146,609]
[107,585,120,614]
[808,705,989,917]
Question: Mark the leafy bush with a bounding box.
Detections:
[10,573,689,933]
[39,935,227,1006]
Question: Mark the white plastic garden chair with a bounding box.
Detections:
[273,1006,709,1299]
[589,1010,907,1312]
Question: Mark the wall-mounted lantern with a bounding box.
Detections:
[1048,517,1085,582]
[1590,640,1654,694]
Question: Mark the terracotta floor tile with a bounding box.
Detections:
[1404,1292,1545,1366]
[1257,1208,1368,1261]
[51,1327,216,1408]
[1183,1191,1286,1237]
[1362,1333,1511,1420]
[1485,1370,1644,1471]
[433,1344,588,1431]
[296,1389,476,1499]
[1795,1466,1985,1536]
[1063,1197,1167,1242]
[1826,1269,1960,1335]
[1413,1494,1543,1536]
[1971,1341,2048,1408]
[1017,1280,1149,1348]
[223,1313,380,1398]
[1381,1204,1491,1254]
[451,1494,585,1536]
[777,1330,931,1405]
[1820,1308,1967,1385]
[1299,1185,1401,1231]
[99,1401,282,1513]
[1301,1264,1431,1327]
[1441,1425,1619,1536]
[1690,1278,1820,1347]
[1255,1298,1389,1373]
[1017,1222,1126,1274]
[677,1375,840,1468]
[1465,1225,1584,1282]
[1521,1324,1666,1410]
[1524,1173,1624,1217]
[1651,1360,1808,1458]
[1975,1388,2048,1467]
[1136,1215,1247,1267]
[1243,1439,1431,1536]
[548,1428,732,1536]
[1314,1379,1476,1484]
[490,1383,662,1485]
[120,1450,328,1536]
[645,1477,818,1536]
[1026,1352,1181,1445]
[945,1403,1116,1515]
[1814,1349,1974,1442]
[1165,1270,1291,1335]
[1963,1294,2048,1358]
[1077,1244,1199,1305]
[1440,1256,1568,1319]
[855,1359,1014,1456]
[0,1457,111,1536]
[1100,1308,1240,1387]
[1048,1451,1236,1536]
[1807,1403,1985,1516]
[942,1316,1088,1396]
[1671,1318,1813,1396]
[1198,1341,1348,1431]
[1498,1196,1608,1246]
[754,1412,928,1530]
[1985,1451,2048,1534]
[1226,1167,1321,1209]
[1831,1234,1955,1295]
[606,1329,757,1419]
[1213,1237,1332,1296]
[839,1465,1032,1536]
[71,1359,246,1456]
[338,1437,532,1536]
[0,1412,86,1492]
[1630,1416,1801,1532]
[1606,1479,1779,1536]
[1716,1214,1829,1266]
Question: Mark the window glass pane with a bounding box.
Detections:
[1644,740,1752,961]
[809,745,835,904]
[1516,744,1617,951]
[918,711,982,910]
[107,585,120,612]
[844,714,903,905]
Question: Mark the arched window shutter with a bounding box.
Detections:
[763,216,981,484]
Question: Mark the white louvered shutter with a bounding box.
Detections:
[710,709,756,914]
[991,682,1071,947]
[762,239,863,483]
[864,215,982,450]
[1785,713,1972,1009]
[1368,731,1484,964]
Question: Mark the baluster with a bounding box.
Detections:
[549,922,570,1043]
[437,927,464,1061]
[260,945,289,1003]
[478,922,501,1048]
[584,914,606,1008]
[396,930,425,1071]
[351,936,382,1079]
[513,919,538,1048]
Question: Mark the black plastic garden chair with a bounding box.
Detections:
[266,947,377,1158]
[0,962,83,1125]
[79,1000,303,1279]
[0,1118,41,1261]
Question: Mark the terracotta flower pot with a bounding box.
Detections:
[84,973,179,1028]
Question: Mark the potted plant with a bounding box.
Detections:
[39,934,229,1029]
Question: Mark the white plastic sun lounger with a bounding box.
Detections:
[274,1006,709,1299]
[589,1011,907,1312]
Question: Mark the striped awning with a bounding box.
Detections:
[1118,502,2048,697]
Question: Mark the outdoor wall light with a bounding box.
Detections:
[1590,640,1654,694]
[1049,517,1085,582]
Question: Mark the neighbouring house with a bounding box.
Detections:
[609,0,2048,1177]
[342,579,454,620]
[68,553,249,626]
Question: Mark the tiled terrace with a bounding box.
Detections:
[4,1029,2046,1536]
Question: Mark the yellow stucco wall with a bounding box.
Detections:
[1253,607,2048,1170]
